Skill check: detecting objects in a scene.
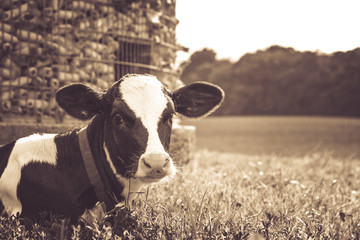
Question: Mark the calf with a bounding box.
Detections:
[0,74,224,219]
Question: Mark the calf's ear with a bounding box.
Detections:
[56,84,105,120]
[172,82,224,118]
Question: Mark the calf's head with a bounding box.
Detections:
[56,74,224,184]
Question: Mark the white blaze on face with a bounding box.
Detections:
[119,75,169,154]
[119,75,176,180]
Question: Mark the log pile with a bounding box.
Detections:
[0,0,181,119]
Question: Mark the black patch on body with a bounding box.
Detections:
[0,141,16,214]
[17,130,96,219]
[0,141,15,178]
[19,163,92,219]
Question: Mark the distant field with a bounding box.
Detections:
[183,116,360,158]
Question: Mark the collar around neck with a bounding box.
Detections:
[78,127,113,211]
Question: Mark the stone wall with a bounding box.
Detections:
[0,0,195,164]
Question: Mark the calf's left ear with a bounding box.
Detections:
[172,82,224,118]
[56,84,106,120]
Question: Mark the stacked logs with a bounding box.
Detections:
[0,0,180,118]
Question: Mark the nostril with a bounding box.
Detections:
[142,158,151,168]
[163,157,170,168]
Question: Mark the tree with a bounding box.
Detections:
[179,45,360,117]
[180,48,217,84]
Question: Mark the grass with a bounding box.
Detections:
[1,116,359,239]
[1,150,359,239]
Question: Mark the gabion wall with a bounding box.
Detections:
[0,0,184,123]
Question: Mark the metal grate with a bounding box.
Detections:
[0,0,182,122]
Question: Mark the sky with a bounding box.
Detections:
[175,0,360,62]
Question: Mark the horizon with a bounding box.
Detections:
[177,44,360,64]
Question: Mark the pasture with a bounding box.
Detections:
[1,116,359,239]
[183,116,360,158]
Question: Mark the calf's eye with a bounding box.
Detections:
[162,114,173,124]
[113,113,124,126]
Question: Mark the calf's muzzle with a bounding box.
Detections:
[140,152,171,179]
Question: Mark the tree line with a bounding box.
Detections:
[180,46,360,116]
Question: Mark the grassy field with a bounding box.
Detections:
[1,116,359,239]
[183,116,360,158]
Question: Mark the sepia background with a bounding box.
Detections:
[177,0,360,159]
[0,0,359,239]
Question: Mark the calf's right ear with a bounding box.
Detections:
[56,84,105,120]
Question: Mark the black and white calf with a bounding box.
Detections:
[0,74,224,219]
